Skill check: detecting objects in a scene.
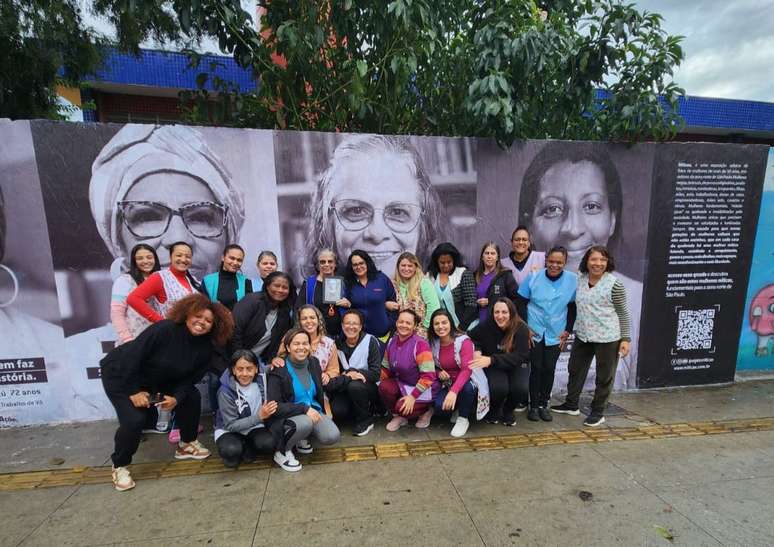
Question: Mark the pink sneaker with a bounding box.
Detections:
[167,425,204,444]
[167,428,180,444]
[415,408,434,429]
[386,416,408,432]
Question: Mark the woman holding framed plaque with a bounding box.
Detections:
[295,248,347,337]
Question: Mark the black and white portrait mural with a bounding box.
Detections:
[31,122,280,419]
[273,131,479,282]
[476,140,655,391]
[0,120,766,426]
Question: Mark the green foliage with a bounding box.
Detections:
[0,0,105,119]
[2,0,684,146]
[186,0,684,145]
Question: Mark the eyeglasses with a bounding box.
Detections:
[118,201,228,239]
[351,261,367,269]
[330,199,423,234]
[318,259,336,264]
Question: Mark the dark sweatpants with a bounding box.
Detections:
[564,338,620,414]
[102,378,202,467]
[330,380,379,429]
[529,340,562,408]
[484,362,530,419]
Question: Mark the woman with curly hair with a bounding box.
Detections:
[99,293,234,491]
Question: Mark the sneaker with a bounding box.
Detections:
[484,414,501,425]
[538,407,553,422]
[527,408,540,422]
[273,450,302,472]
[583,413,606,427]
[111,466,135,491]
[502,412,517,427]
[353,422,375,437]
[450,417,470,438]
[415,408,434,429]
[174,440,211,460]
[550,402,580,416]
[167,428,181,444]
[296,439,313,454]
[386,415,409,432]
[513,402,528,413]
[450,410,459,424]
[141,427,167,435]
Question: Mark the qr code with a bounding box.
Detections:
[676,309,715,350]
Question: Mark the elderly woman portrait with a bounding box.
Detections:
[517,141,645,389]
[64,124,248,419]
[302,134,445,277]
[90,124,246,281]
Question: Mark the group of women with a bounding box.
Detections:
[101,225,630,491]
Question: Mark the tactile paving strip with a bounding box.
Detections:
[2,416,773,492]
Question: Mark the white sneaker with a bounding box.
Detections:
[450,417,470,438]
[111,465,135,491]
[274,450,302,472]
[296,439,313,454]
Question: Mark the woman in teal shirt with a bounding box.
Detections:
[516,246,576,422]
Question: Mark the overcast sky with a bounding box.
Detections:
[634,0,774,103]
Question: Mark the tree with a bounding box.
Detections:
[0,0,188,120]
[180,0,685,145]
[2,0,685,146]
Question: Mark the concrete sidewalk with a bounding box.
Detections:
[1,379,774,546]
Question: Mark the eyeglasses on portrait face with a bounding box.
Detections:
[330,199,423,234]
[118,201,228,239]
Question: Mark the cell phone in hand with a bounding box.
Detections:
[148,392,163,405]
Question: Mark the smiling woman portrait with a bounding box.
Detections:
[516,141,645,390]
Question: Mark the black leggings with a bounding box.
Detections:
[529,340,562,408]
[102,380,201,467]
[484,362,530,418]
[216,429,275,468]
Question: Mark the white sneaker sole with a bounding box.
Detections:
[583,416,606,427]
[354,423,375,437]
[273,454,302,472]
[174,451,210,460]
[551,408,581,416]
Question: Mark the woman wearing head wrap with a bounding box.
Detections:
[67,124,247,419]
[90,124,246,281]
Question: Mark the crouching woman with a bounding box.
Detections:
[100,293,233,491]
[214,350,278,468]
[266,328,341,472]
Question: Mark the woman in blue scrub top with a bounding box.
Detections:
[516,246,577,422]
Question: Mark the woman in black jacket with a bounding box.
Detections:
[100,293,234,491]
[231,271,295,368]
[266,328,341,472]
[473,242,518,328]
[468,297,530,426]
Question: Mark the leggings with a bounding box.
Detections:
[484,362,529,418]
[216,429,275,468]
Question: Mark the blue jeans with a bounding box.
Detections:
[433,380,477,420]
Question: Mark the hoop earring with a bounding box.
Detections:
[0,264,19,308]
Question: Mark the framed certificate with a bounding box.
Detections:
[322,276,344,304]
